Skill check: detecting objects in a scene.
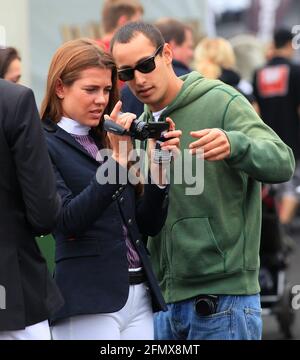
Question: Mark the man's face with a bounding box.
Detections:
[5,58,21,83]
[112,33,173,111]
[172,29,194,67]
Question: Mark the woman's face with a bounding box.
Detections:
[57,67,112,127]
[5,58,21,83]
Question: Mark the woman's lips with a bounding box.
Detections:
[89,110,102,118]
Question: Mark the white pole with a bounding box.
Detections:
[0,25,6,47]
[257,0,280,43]
[0,285,6,310]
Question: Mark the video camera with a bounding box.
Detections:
[103,118,169,141]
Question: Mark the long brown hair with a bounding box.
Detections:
[41,38,119,144]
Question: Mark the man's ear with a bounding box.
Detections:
[55,79,65,99]
[162,43,173,65]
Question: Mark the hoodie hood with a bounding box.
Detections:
[143,71,223,120]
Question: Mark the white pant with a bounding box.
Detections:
[0,320,51,340]
[52,283,154,340]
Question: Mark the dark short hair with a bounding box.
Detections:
[155,18,192,45]
[274,28,293,49]
[110,21,165,52]
[0,47,21,78]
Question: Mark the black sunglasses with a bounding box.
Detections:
[117,45,164,82]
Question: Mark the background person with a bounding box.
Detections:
[194,37,258,108]
[0,46,22,83]
[98,0,144,51]
[253,28,300,229]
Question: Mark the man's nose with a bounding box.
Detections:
[134,70,147,85]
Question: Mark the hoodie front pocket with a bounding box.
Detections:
[171,217,225,278]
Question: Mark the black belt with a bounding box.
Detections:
[129,269,146,285]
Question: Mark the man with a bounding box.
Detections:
[155,18,194,76]
[98,0,143,52]
[253,28,300,228]
[111,22,295,340]
[0,80,63,340]
[121,18,194,117]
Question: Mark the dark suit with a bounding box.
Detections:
[0,80,63,331]
[43,119,168,324]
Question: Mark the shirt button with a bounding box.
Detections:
[116,191,120,196]
[112,195,116,200]
[128,218,133,226]
[119,186,124,192]
[119,197,124,204]
[136,239,140,245]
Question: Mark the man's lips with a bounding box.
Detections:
[137,87,154,96]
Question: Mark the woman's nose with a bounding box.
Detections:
[95,92,106,104]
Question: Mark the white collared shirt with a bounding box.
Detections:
[58,117,91,135]
[152,107,167,122]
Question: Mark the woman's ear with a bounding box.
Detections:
[55,79,65,99]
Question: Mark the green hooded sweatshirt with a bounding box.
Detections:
[144,71,295,303]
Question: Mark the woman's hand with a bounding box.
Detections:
[104,100,136,167]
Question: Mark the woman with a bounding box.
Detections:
[40,38,181,340]
[0,47,21,83]
[194,37,258,110]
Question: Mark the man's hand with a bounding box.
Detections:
[148,117,182,159]
[189,129,231,161]
[148,117,182,186]
[160,117,182,156]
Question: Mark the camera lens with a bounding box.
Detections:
[129,119,149,141]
